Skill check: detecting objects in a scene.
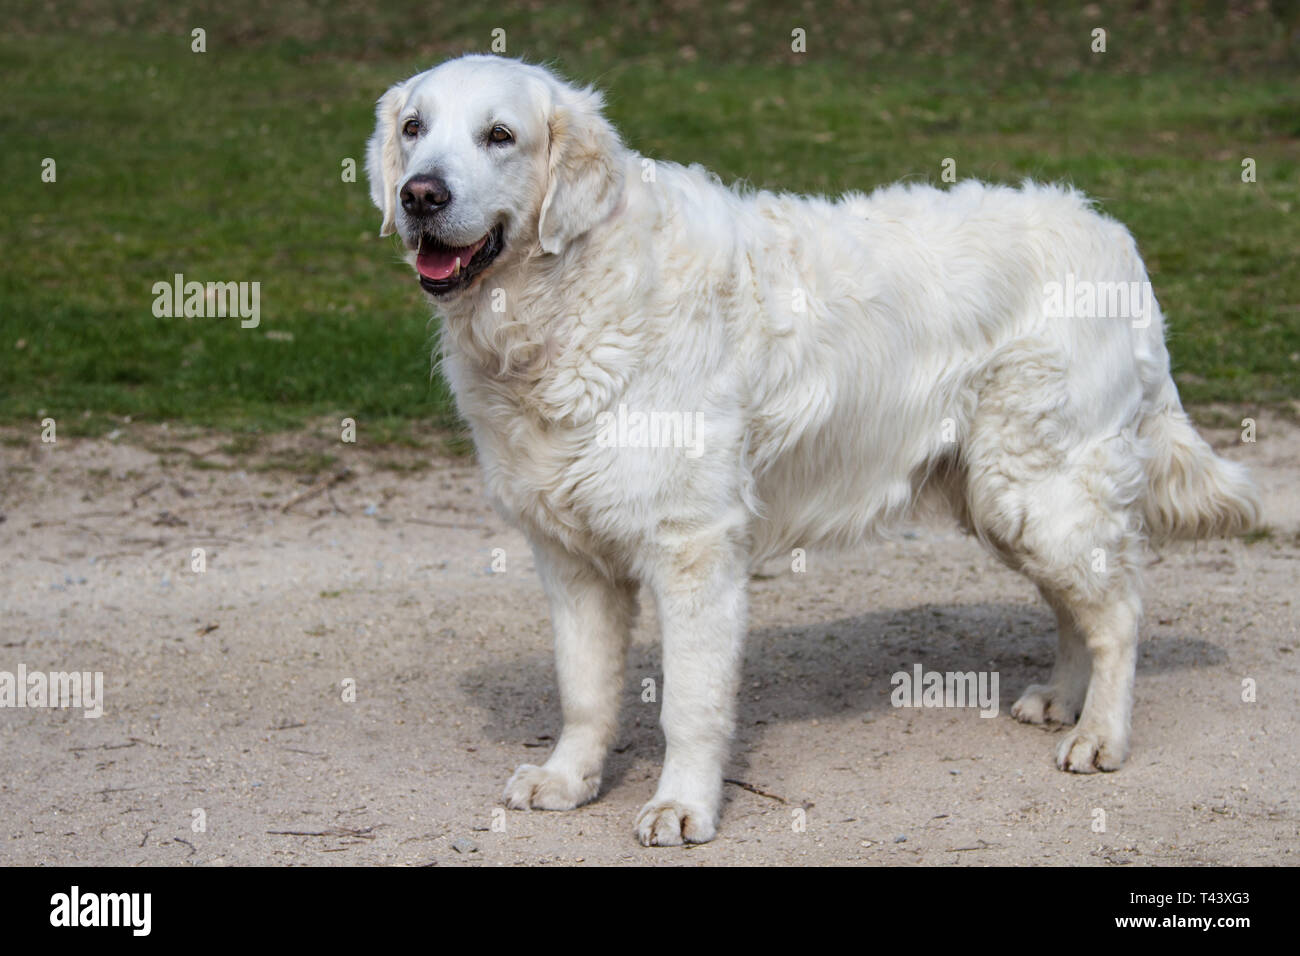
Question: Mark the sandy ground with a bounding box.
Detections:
[0,413,1296,867]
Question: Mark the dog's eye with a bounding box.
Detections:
[488,125,513,145]
[402,118,420,138]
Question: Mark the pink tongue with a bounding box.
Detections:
[417,237,485,280]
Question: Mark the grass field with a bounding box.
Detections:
[3,1,1297,441]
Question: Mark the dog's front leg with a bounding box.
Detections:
[637,528,748,846]
[503,537,636,811]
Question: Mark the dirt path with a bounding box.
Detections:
[0,414,1295,865]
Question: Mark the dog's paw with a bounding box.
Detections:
[1055,728,1127,773]
[503,763,599,811]
[1011,684,1080,725]
[635,799,717,846]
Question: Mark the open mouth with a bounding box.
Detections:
[414,225,503,296]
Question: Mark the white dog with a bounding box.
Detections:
[367,55,1261,846]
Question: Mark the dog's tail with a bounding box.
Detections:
[1138,387,1261,543]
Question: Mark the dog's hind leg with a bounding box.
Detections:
[1010,586,1091,725]
[963,344,1146,771]
[503,537,638,811]
[970,462,1144,772]
[1051,588,1140,771]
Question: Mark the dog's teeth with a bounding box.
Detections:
[452,257,461,277]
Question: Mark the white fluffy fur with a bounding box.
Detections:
[368,55,1262,846]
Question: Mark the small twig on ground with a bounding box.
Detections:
[266,826,377,840]
[946,839,999,852]
[281,468,352,514]
[131,480,164,507]
[724,779,789,804]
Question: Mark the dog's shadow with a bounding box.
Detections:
[460,601,1226,793]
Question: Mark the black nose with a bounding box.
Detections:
[400,175,452,216]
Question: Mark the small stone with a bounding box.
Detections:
[451,837,478,854]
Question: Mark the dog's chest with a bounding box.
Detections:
[441,318,651,553]
[470,416,622,553]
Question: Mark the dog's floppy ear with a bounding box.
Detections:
[537,84,625,255]
[365,81,409,237]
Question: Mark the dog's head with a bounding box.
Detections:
[366,55,625,297]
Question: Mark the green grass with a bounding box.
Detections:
[2,1,1297,438]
